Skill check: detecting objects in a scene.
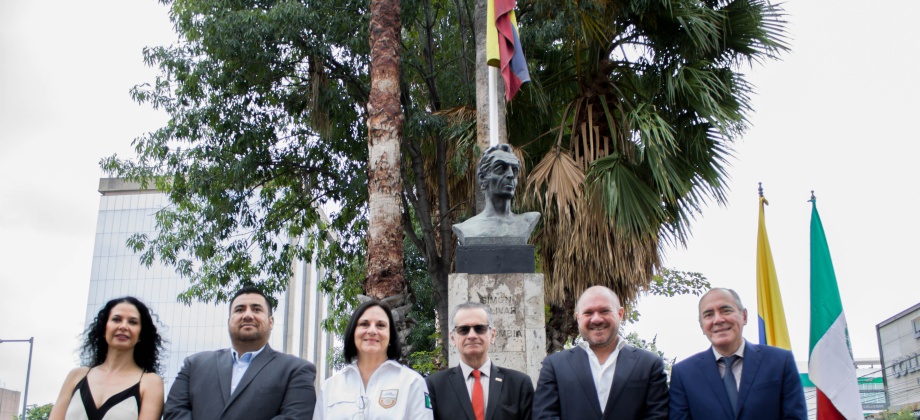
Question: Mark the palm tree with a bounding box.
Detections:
[366,0,405,299]
[516,0,788,349]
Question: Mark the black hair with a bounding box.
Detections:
[81,296,165,374]
[343,300,401,363]
[230,286,274,316]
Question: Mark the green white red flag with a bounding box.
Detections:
[808,197,862,419]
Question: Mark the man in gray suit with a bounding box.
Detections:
[164,286,316,419]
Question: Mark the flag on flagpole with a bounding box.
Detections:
[486,0,530,101]
[808,196,862,420]
[756,194,792,350]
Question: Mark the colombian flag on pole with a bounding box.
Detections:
[755,193,792,350]
[486,0,530,101]
[808,196,862,420]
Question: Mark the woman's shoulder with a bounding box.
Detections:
[59,366,91,393]
[66,366,91,381]
[140,372,164,387]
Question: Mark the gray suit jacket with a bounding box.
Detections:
[164,345,316,420]
[426,363,534,420]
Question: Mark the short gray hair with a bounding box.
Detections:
[449,302,494,330]
[698,287,745,319]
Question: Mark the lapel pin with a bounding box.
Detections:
[496,378,503,382]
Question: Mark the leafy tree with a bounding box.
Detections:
[103,0,786,358]
[17,404,53,420]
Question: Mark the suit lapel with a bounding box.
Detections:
[485,364,504,420]
[216,350,233,406]
[602,345,636,418]
[700,349,735,419]
[736,341,762,417]
[566,347,603,418]
[226,346,278,409]
[448,366,477,420]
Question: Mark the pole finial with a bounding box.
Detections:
[758,182,763,198]
[809,190,816,203]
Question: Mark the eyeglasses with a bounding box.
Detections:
[454,324,490,335]
[352,396,368,420]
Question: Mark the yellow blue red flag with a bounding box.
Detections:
[486,0,530,101]
[756,194,792,350]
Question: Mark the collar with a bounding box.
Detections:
[459,358,492,379]
[231,344,267,363]
[578,336,626,362]
[712,339,746,360]
[344,359,402,374]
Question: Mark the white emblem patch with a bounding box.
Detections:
[379,389,398,409]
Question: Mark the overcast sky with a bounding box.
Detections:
[2,0,919,409]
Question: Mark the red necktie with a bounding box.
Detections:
[472,369,484,420]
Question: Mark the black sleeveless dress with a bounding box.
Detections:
[63,369,143,420]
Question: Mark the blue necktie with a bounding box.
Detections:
[721,356,739,415]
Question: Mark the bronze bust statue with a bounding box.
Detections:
[452,144,540,245]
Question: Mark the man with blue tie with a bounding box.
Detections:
[669,288,807,420]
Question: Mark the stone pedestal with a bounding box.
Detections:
[448,272,545,384]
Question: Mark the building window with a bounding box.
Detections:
[913,316,920,338]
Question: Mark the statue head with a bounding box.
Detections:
[478,144,521,200]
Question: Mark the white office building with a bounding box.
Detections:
[84,178,333,391]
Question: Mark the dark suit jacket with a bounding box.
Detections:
[532,344,668,419]
[164,345,316,420]
[426,363,534,420]
[668,341,807,420]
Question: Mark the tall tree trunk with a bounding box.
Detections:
[474,0,507,213]
[366,0,404,299]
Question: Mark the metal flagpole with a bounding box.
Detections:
[0,338,34,420]
[488,66,499,147]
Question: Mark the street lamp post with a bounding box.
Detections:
[0,338,34,420]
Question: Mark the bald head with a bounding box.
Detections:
[576,286,621,315]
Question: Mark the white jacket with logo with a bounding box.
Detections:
[314,360,433,419]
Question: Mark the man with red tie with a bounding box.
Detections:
[426,302,534,420]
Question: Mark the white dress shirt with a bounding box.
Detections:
[578,337,626,412]
[459,359,492,410]
[712,340,745,390]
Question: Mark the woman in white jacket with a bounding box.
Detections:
[314,300,433,419]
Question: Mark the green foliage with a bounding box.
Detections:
[648,268,710,298]
[17,404,53,420]
[870,407,918,420]
[517,0,788,244]
[103,0,374,306]
[409,347,443,376]
[404,236,438,355]
[622,331,675,374]
[626,267,711,322]
[103,0,784,356]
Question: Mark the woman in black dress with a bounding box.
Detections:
[50,297,165,420]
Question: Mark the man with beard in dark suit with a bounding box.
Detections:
[533,286,668,419]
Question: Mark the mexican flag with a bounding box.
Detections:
[808,198,862,419]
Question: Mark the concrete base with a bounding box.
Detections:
[448,272,546,385]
